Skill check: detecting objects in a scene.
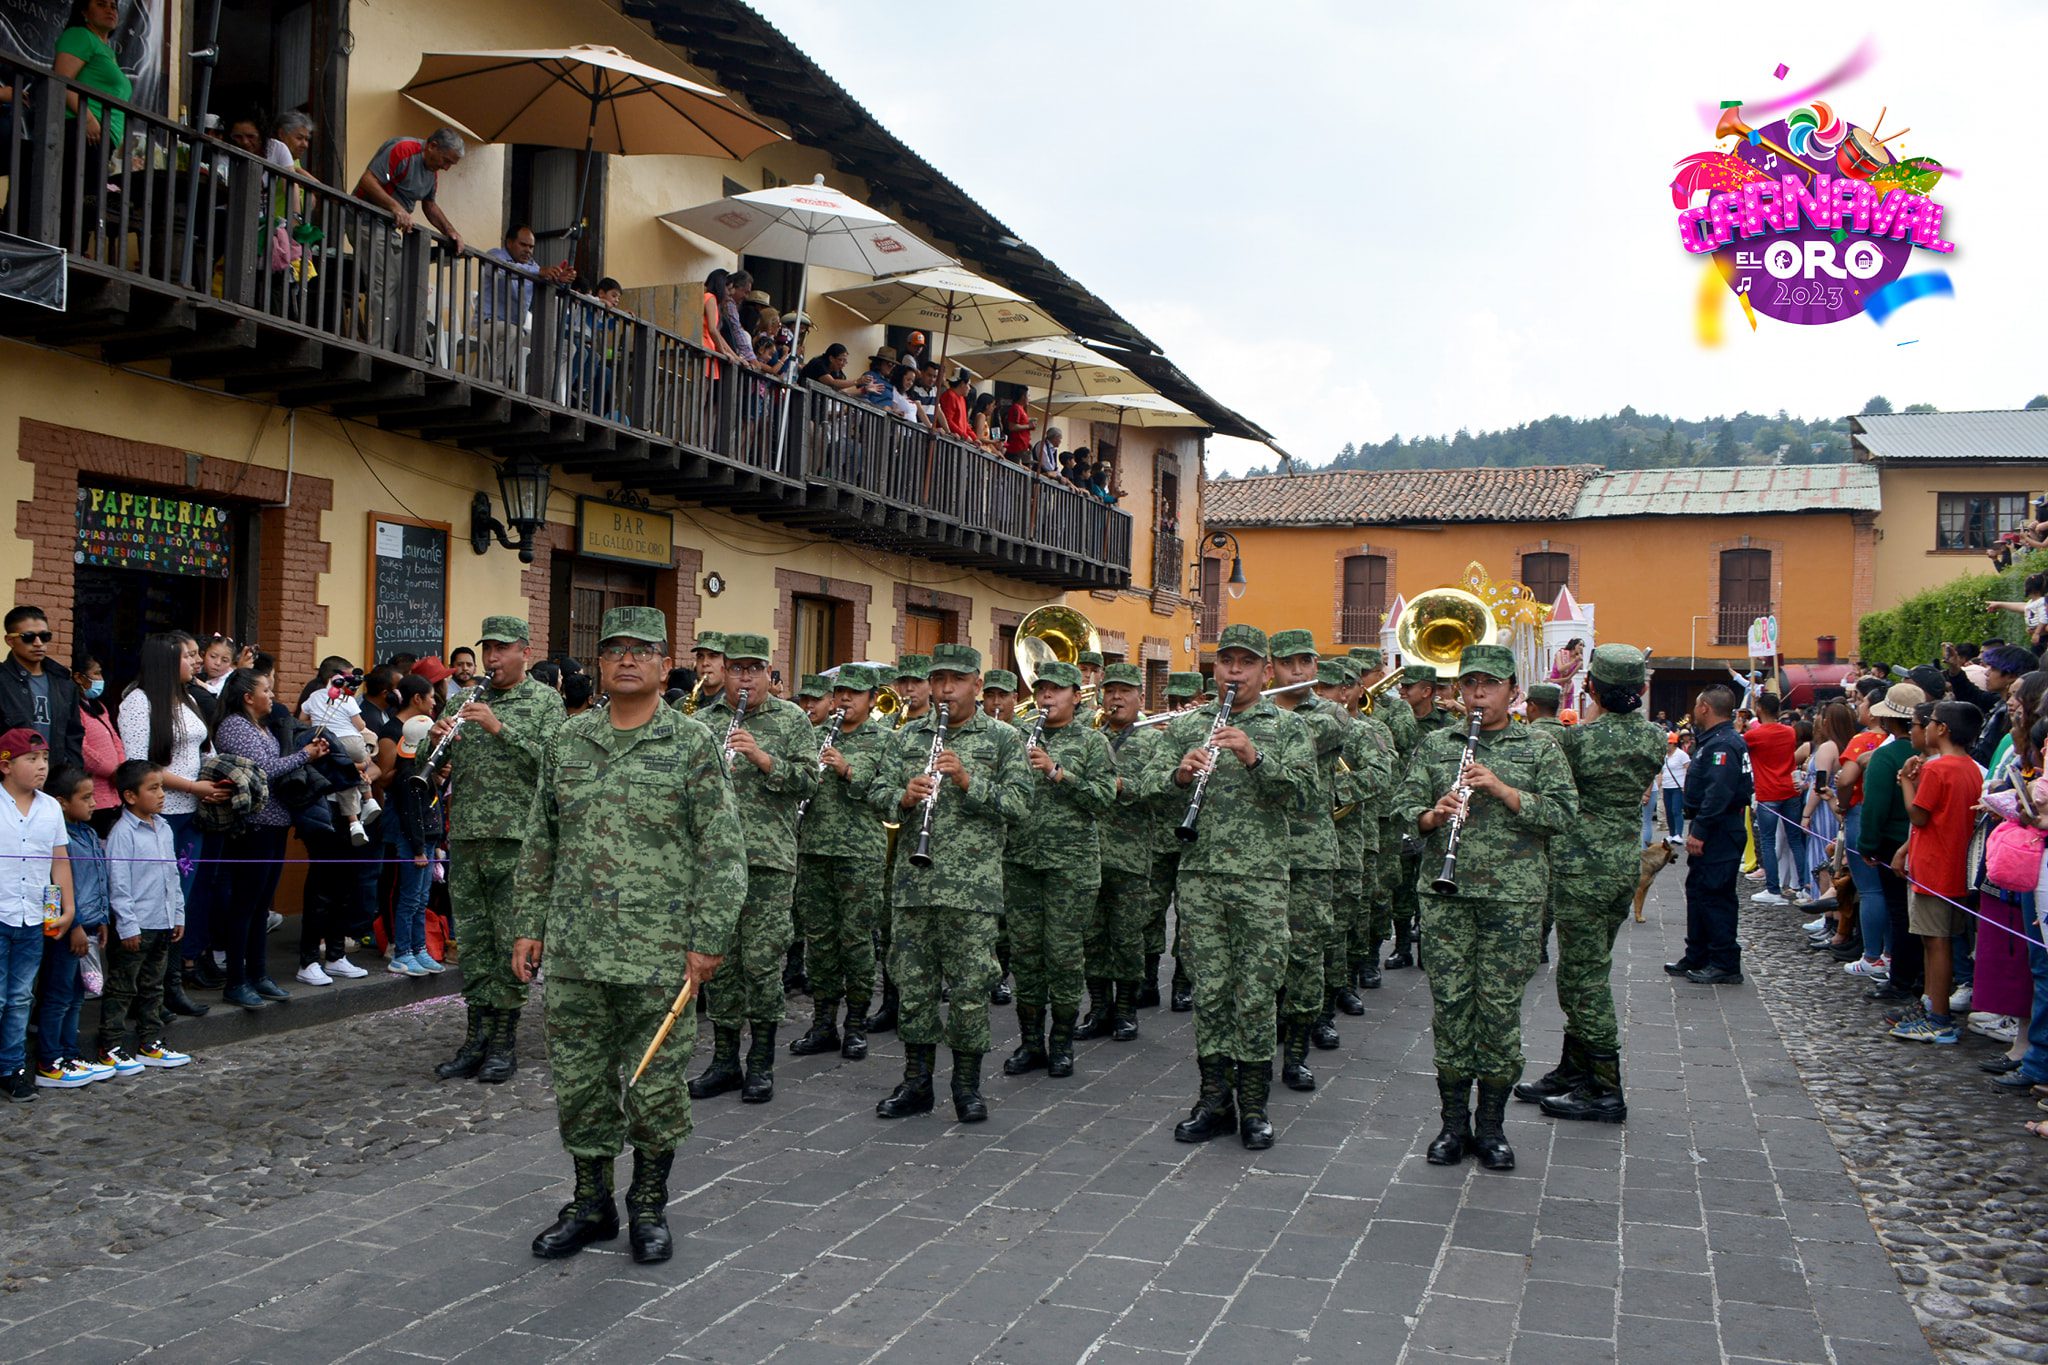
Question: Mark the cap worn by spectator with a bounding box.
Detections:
[1034,661,1083,689]
[834,664,880,693]
[1215,624,1270,658]
[1270,629,1317,660]
[411,656,453,684]
[929,643,982,675]
[1589,644,1648,688]
[479,615,529,645]
[1907,665,1946,700]
[400,715,435,758]
[1101,663,1143,688]
[982,669,1020,694]
[1526,683,1563,709]
[724,633,772,664]
[894,654,931,682]
[691,630,728,656]
[601,606,668,644]
[0,727,48,760]
[1870,683,1928,718]
[1404,663,1440,686]
[194,753,267,833]
[1458,644,1517,680]
[797,674,830,700]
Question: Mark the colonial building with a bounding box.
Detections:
[1,0,1274,701]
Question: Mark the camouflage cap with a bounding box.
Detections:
[1333,657,1362,682]
[1403,663,1440,686]
[797,673,830,699]
[1589,643,1648,688]
[1077,650,1104,668]
[894,653,931,681]
[929,642,982,675]
[1525,682,1562,708]
[1033,660,1083,689]
[833,663,880,692]
[1315,660,1348,686]
[597,606,667,644]
[690,629,728,655]
[478,615,529,644]
[1269,628,1318,659]
[723,632,772,663]
[982,668,1020,693]
[1214,623,1270,658]
[1166,671,1203,698]
[1101,662,1143,688]
[1458,643,1517,681]
[1349,646,1384,670]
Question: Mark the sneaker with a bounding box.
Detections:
[1802,916,1828,934]
[99,1047,144,1077]
[6,1070,36,1101]
[1968,1013,2022,1044]
[1890,1016,1962,1045]
[296,962,334,987]
[136,1042,192,1068]
[348,820,369,847]
[34,1061,91,1089]
[412,951,446,974]
[212,950,227,969]
[360,797,381,822]
[325,955,368,979]
[1949,984,1974,1013]
[1752,891,1789,905]
[266,911,284,933]
[68,1057,116,1084]
[387,954,425,977]
[1744,868,1766,881]
[1844,956,1889,977]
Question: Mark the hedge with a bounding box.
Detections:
[1856,549,2048,667]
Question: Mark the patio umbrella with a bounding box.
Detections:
[949,336,1156,451]
[822,266,1062,369]
[1047,392,1208,470]
[402,45,783,243]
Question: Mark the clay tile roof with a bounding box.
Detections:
[1204,465,1604,528]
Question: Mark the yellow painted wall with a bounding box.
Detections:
[1870,465,2048,608]
[1218,514,1866,666]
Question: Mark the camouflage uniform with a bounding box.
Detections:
[1522,683,1567,958]
[1388,668,1454,968]
[1265,631,1343,1083]
[869,656,931,1031]
[1161,671,1204,1004]
[793,676,888,1033]
[1096,667,1170,999]
[1350,649,1409,972]
[1334,664,1394,996]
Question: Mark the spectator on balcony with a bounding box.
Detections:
[938,370,976,443]
[909,359,941,426]
[859,348,900,410]
[969,391,1002,451]
[1065,448,1094,488]
[701,267,741,376]
[1033,427,1063,477]
[226,117,263,155]
[739,286,770,337]
[571,276,625,417]
[800,343,866,397]
[54,0,132,164]
[722,271,762,370]
[353,128,465,354]
[479,224,575,386]
[887,364,921,422]
[1087,460,1119,505]
[1002,392,1035,459]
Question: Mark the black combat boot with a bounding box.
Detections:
[782,941,808,995]
[1003,1006,1047,1075]
[876,1043,935,1118]
[1356,942,1384,990]
[1170,959,1194,1012]
[1073,979,1112,1040]
[435,1004,491,1080]
[1111,982,1140,1041]
[865,975,899,1033]
[1237,1060,1275,1150]
[1335,974,1365,1016]
[741,1024,777,1103]
[1046,1011,1077,1078]
[950,1050,988,1123]
[1311,993,1341,1050]
[688,1024,744,1099]
[1137,954,1162,1009]
[1539,1048,1628,1124]
[1513,1034,1588,1103]
[1173,1055,1237,1142]
[790,999,842,1056]
[1427,1075,1473,1165]
[1472,1081,1516,1170]
[840,1000,869,1061]
[164,958,210,1017]
[532,1155,618,1259]
[625,1148,674,1264]
[1383,920,1415,970]
[1281,1017,1317,1092]
[477,1008,520,1084]
[990,943,1013,1005]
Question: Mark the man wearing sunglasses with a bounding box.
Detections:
[1,606,83,783]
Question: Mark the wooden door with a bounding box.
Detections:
[562,559,652,661]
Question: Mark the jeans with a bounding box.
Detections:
[221,826,287,987]
[1756,797,1809,894]
[1662,789,1686,841]
[1878,862,1922,994]
[0,921,44,1074]
[38,936,83,1066]
[1843,808,1888,960]
[2017,900,2048,1083]
[164,811,204,959]
[392,826,433,957]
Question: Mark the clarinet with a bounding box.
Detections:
[407,682,490,804]
[1025,711,1050,753]
[1430,714,1485,894]
[794,706,847,828]
[1175,683,1239,844]
[907,702,951,868]
[721,689,750,777]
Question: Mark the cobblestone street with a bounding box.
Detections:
[0,872,1982,1363]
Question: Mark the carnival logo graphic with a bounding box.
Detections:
[1672,51,1956,336]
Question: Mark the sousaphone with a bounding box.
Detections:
[1394,587,1501,672]
[1012,604,1101,721]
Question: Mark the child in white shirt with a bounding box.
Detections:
[299,672,379,845]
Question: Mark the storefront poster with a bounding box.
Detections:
[76,484,231,578]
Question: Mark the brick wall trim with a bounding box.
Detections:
[891,582,974,655]
[773,568,873,683]
[1331,543,1399,647]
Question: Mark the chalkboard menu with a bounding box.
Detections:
[0,0,167,113]
[366,514,449,666]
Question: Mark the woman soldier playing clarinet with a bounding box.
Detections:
[1396,643,1578,1173]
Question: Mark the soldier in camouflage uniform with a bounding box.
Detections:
[789,665,888,1062]
[1397,644,1579,1172]
[684,633,817,1106]
[1515,646,1665,1125]
[1163,670,1204,1011]
[795,673,831,725]
[683,630,727,713]
[1523,681,1567,964]
[1145,624,1312,1150]
[424,615,565,1086]
[1326,658,1393,1021]
[980,667,1020,1003]
[1351,648,1409,989]
[785,673,834,994]
[1002,661,1117,1076]
[510,606,746,1264]
[872,644,1032,1122]
[1385,662,1455,971]
[1075,650,1104,725]
[1265,630,1346,1092]
[867,655,932,1034]
[1093,663,1168,1036]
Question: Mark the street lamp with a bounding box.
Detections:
[1206,530,1248,600]
[471,454,552,564]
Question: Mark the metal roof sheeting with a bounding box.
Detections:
[1851,409,2048,463]
[1572,464,1881,518]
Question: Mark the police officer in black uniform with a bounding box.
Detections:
[1667,685,1752,985]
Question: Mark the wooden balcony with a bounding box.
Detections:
[0,68,1131,591]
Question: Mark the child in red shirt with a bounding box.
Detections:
[1891,700,1984,1044]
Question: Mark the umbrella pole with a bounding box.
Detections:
[773,231,814,477]
[570,89,600,249]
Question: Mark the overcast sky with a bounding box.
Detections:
[747,1,2043,474]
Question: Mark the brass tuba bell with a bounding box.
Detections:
[1011,604,1101,722]
[1394,588,1501,673]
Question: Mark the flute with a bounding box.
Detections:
[907,702,951,868]
[1430,714,1484,894]
[1175,683,1239,843]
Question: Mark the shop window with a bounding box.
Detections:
[1936,492,2026,550]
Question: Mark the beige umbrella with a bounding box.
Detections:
[823,266,1063,369]
[1048,393,1208,471]
[402,45,783,242]
[950,336,1156,450]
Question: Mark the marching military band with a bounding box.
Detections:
[428,603,1657,1264]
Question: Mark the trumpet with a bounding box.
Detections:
[1176,683,1239,843]
[795,706,847,828]
[1430,714,1484,894]
[1359,668,1406,715]
[721,689,750,776]
[907,702,951,868]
